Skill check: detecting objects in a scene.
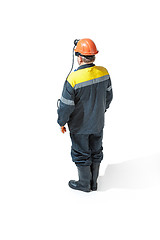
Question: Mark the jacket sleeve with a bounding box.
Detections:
[106,77,113,111]
[57,80,75,126]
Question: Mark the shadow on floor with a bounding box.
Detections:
[98,153,160,191]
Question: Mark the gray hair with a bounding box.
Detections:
[81,55,95,63]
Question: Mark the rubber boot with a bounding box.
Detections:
[90,162,100,191]
[68,166,91,192]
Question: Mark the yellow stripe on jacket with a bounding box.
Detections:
[67,66,109,88]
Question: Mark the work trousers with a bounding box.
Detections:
[70,130,103,166]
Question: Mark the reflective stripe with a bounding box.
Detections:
[61,96,75,106]
[107,86,112,91]
[74,74,110,90]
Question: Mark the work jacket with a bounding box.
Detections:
[57,63,113,134]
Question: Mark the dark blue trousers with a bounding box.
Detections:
[70,130,103,166]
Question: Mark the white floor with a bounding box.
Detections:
[1,137,160,240]
[52,135,160,240]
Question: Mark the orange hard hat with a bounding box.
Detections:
[74,38,99,56]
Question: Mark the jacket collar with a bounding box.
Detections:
[77,63,95,71]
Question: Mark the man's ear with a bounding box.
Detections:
[79,56,83,64]
[79,56,82,61]
[77,55,82,65]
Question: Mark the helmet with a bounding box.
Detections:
[74,38,99,56]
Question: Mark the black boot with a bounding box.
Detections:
[68,166,91,192]
[90,162,100,191]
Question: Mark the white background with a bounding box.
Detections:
[0,0,160,239]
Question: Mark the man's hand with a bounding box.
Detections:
[61,126,66,134]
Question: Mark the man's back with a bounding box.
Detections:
[58,63,113,134]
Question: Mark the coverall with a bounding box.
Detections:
[57,63,113,166]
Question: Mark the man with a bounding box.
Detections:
[57,38,113,192]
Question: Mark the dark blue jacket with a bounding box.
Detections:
[57,64,113,134]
